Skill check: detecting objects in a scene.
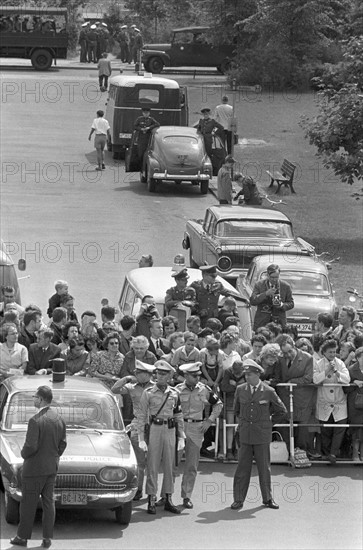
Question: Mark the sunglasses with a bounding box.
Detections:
[108,342,119,346]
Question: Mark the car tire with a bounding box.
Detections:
[189,249,198,268]
[148,57,164,74]
[31,49,53,71]
[115,501,132,525]
[147,176,157,192]
[4,492,20,524]
[200,180,209,195]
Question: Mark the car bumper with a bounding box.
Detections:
[153,171,210,181]
[9,486,137,506]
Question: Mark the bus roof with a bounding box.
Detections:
[0,6,68,16]
[109,74,180,89]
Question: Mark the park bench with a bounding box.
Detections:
[266,159,296,194]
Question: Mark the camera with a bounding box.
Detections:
[272,293,282,307]
[146,304,158,316]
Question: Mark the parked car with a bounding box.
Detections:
[138,126,213,193]
[182,206,315,280]
[142,26,236,74]
[117,263,252,341]
[236,255,339,336]
[0,376,138,525]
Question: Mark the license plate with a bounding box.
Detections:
[119,133,131,138]
[61,491,87,505]
[295,323,312,332]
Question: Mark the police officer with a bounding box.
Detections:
[231,359,287,511]
[117,24,129,62]
[165,268,196,314]
[134,107,160,161]
[195,107,224,158]
[111,360,155,501]
[137,360,185,515]
[176,362,223,508]
[133,27,143,69]
[190,265,230,327]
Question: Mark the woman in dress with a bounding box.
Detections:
[258,343,281,388]
[90,331,124,388]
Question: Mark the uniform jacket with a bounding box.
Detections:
[137,385,185,441]
[190,280,229,326]
[21,406,67,477]
[313,357,350,421]
[117,379,155,431]
[250,278,294,329]
[165,285,196,313]
[277,349,315,421]
[176,381,223,422]
[234,382,287,445]
[26,342,61,375]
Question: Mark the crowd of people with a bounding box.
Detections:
[78,21,110,64]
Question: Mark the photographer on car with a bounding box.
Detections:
[250,264,294,331]
[135,295,160,338]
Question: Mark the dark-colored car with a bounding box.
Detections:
[142,26,236,74]
[182,205,315,280]
[138,126,213,193]
[237,255,339,336]
[0,376,138,525]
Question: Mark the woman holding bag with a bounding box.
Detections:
[345,347,363,461]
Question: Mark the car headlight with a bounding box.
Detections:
[217,256,232,271]
[216,247,223,254]
[98,467,127,483]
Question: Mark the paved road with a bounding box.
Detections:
[0,463,362,550]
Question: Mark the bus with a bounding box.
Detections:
[0,6,68,70]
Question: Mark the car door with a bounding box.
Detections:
[198,212,219,266]
[169,31,194,66]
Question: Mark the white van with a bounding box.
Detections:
[0,240,26,304]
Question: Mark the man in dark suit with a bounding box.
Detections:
[190,265,230,328]
[26,328,61,375]
[231,360,287,511]
[10,386,67,548]
[250,264,294,331]
[148,318,170,358]
[276,334,316,455]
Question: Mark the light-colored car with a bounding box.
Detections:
[0,376,138,525]
[236,255,339,336]
[118,265,252,341]
[140,126,213,193]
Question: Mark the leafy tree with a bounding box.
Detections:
[300,37,363,185]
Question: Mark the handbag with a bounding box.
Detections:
[270,431,289,463]
[354,390,363,410]
[290,447,312,468]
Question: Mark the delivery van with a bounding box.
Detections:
[0,240,26,304]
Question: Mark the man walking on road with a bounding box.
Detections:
[10,385,67,548]
[88,110,111,171]
[231,360,287,511]
[214,96,234,154]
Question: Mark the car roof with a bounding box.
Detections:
[208,205,291,223]
[125,267,241,303]
[109,74,180,89]
[2,375,113,394]
[172,26,210,33]
[252,255,328,273]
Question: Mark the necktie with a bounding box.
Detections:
[251,386,256,396]
[287,360,291,369]
[156,339,160,349]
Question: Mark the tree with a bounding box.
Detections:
[300,37,363,185]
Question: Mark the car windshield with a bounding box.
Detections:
[215,220,293,239]
[260,271,330,295]
[162,135,199,147]
[5,390,124,431]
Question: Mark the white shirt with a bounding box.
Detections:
[91,117,110,135]
[214,103,233,130]
[0,342,28,374]
[313,357,350,421]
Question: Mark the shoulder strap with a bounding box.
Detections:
[154,391,170,417]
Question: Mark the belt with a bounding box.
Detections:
[184,419,203,423]
[151,418,170,425]
[96,133,107,136]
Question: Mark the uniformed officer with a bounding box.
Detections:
[165,268,196,314]
[137,360,185,514]
[195,107,225,158]
[111,360,155,501]
[190,265,230,327]
[134,107,160,161]
[231,359,288,511]
[176,362,223,508]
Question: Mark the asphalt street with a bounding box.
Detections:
[0,68,362,550]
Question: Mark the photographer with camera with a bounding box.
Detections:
[135,295,160,339]
[250,264,294,331]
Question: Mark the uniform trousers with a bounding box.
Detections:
[233,442,272,503]
[130,430,147,491]
[18,474,56,540]
[146,424,175,495]
[181,423,203,499]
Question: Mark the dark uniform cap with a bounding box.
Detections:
[200,265,217,274]
[243,359,264,375]
[154,360,175,373]
[201,108,211,114]
[172,268,189,281]
[179,362,202,375]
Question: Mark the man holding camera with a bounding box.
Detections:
[250,264,294,331]
[135,295,160,338]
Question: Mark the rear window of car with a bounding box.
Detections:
[163,136,198,145]
[260,271,330,295]
[5,390,124,431]
[139,89,159,104]
[215,221,293,239]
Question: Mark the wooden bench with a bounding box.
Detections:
[266,159,296,194]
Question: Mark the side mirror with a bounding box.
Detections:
[18,259,26,271]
